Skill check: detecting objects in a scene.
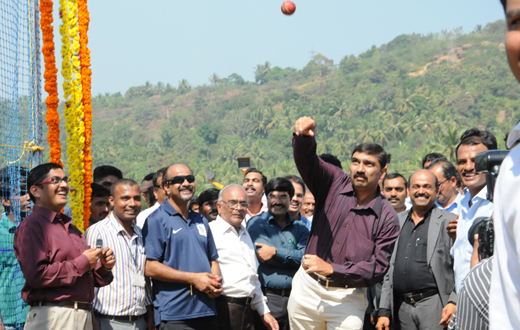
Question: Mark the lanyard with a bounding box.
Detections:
[120,228,142,274]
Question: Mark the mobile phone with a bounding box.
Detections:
[96,239,103,249]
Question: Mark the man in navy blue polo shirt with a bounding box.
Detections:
[143,163,222,330]
[247,177,310,330]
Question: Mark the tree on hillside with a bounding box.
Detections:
[178,79,192,94]
[255,61,271,84]
[209,73,223,86]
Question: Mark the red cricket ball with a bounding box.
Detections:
[281,1,296,15]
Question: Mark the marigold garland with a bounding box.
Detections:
[60,0,86,230]
[40,0,63,167]
[78,0,92,230]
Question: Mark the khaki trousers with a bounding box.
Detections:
[288,266,367,330]
[24,305,92,330]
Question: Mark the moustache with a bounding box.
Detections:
[353,173,367,180]
[178,186,193,192]
[271,203,285,208]
[209,210,219,215]
[414,193,430,199]
[246,185,256,191]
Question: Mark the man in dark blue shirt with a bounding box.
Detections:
[247,177,310,330]
[143,163,222,330]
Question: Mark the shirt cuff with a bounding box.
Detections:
[252,295,270,316]
[74,254,91,275]
[378,308,391,318]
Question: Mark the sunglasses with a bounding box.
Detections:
[166,175,195,185]
[36,176,70,185]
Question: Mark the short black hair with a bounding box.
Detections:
[352,143,388,169]
[94,165,123,182]
[0,167,28,201]
[27,163,63,202]
[283,174,306,194]
[265,177,295,200]
[501,0,506,11]
[244,168,267,187]
[319,154,343,169]
[142,173,155,183]
[421,153,447,168]
[188,195,199,210]
[110,178,139,197]
[427,159,460,186]
[91,183,110,198]
[382,172,408,189]
[198,188,220,205]
[455,128,498,156]
[153,167,168,188]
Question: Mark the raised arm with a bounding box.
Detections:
[293,116,344,201]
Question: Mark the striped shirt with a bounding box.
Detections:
[448,257,493,330]
[86,213,152,316]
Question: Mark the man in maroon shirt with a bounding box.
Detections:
[287,116,400,330]
[14,163,115,330]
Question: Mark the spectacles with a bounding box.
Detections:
[268,193,290,202]
[167,175,195,185]
[438,179,448,188]
[37,176,70,185]
[221,200,249,210]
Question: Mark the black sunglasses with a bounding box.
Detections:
[167,175,195,185]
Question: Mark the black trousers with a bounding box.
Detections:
[215,296,255,330]
[253,292,289,330]
[158,316,218,330]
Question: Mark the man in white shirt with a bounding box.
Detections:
[209,184,278,330]
[137,167,167,229]
[427,160,463,215]
[490,0,520,326]
[450,128,497,293]
[243,169,268,222]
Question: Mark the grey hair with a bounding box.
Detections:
[218,184,248,202]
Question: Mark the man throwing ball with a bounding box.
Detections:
[288,117,400,330]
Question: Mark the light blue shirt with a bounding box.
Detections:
[451,186,493,293]
[436,192,464,215]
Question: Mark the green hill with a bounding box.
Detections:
[43,19,520,190]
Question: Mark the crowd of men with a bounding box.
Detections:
[2,1,520,329]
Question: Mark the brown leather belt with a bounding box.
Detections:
[30,300,92,311]
[308,272,348,288]
[94,311,145,322]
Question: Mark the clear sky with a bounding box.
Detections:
[50,0,505,96]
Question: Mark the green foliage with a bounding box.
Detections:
[41,20,519,189]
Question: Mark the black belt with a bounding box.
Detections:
[308,272,348,288]
[263,287,291,297]
[401,289,438,305]
[30,300,92,311]
[94,311,145,322]
[218,295,252,306]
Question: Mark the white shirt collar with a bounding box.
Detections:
[214,215,246,236]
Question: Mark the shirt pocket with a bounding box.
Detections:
[413,238,428,263]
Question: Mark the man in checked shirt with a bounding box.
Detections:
[288,116,400,330]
